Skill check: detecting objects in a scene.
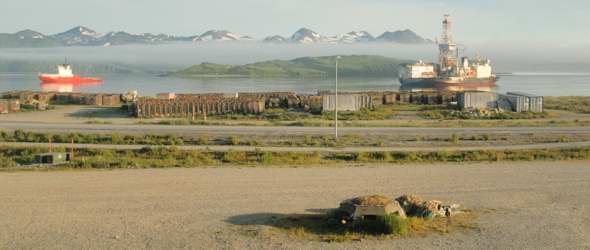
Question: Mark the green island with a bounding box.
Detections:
[173,55,413,78]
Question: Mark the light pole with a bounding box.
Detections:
[335,56,340,139]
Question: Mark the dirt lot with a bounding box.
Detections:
[0,105,133,124]
[1,161,589,249]
[2,105,590,127]
[2,105,590,149]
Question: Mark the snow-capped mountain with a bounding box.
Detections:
[98,31,174,46]
[376,29,429,44]
[14,29,48,40]
[263,35,288,43]
[51,26,177,46]
[52,26,103,46]
[265,29,427,44]
[290,28,326,43]
[264,29,374,44]
[0,26,431,48]
[0,29,60,48]
[328,31,375,43]
[190,30,250,42]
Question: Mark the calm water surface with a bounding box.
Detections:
[0,73,588,96]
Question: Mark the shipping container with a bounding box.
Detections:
[322,94,373,112]
[506,92,544,112]
[458,92,498,110]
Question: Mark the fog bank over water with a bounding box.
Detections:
[1,42,589,96]
[0,42,589,73]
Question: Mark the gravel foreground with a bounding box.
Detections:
[1,161,589,250]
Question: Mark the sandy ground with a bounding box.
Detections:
[1,106,589,124]
[0,105,134,124]
[1,161,590,249]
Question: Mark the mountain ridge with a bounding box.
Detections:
[0,26,432,48]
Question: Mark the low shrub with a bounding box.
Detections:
[3,145,590,169]
[422,110,548,120]
[544,96,590,113]
[197,136,209,145]
[222,151,248,163]
[354,214,409,236]
[0,156,17,168]
[228,136,240,146]
[322,106,399,121]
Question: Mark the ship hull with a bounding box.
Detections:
[400,77,498,92]
[38,75,103,84]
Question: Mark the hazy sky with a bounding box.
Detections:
[1,0,589,45]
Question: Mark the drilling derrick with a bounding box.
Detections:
[439,14,458,76]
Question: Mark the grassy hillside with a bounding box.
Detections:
[174,55,414,78]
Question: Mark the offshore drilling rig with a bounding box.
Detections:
[398,15,498,92]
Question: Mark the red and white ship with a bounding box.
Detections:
[38,64,102,84]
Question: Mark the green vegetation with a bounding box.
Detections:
[0,129,355,147]
[390,104,448,112]
[545,96,590,113]
[322,107,399,121]
[0,146,322,168]
[3,145,590,169]
[356,214,409,236]
[421,110,549,120]
[85,120,114,125]
[184,106,399,122]
[3,128,588,150]
[214,108,317,121]
[174,55,413,78]
[450,134,460,144]
[258,211,475,242]
[0,130,185,146]
[227,136,240,146]
[134,103,589,128]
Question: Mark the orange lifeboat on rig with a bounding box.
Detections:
[38,64,102,84]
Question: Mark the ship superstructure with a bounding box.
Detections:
[399,15,498,92]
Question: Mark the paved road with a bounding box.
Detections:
[1,161,589,249]
[4,141,590,152]
[2,121,590,136]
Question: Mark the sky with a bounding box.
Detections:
[1,0,589,45]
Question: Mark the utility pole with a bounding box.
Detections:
[335,56,341,139]
[70,138,75,160]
